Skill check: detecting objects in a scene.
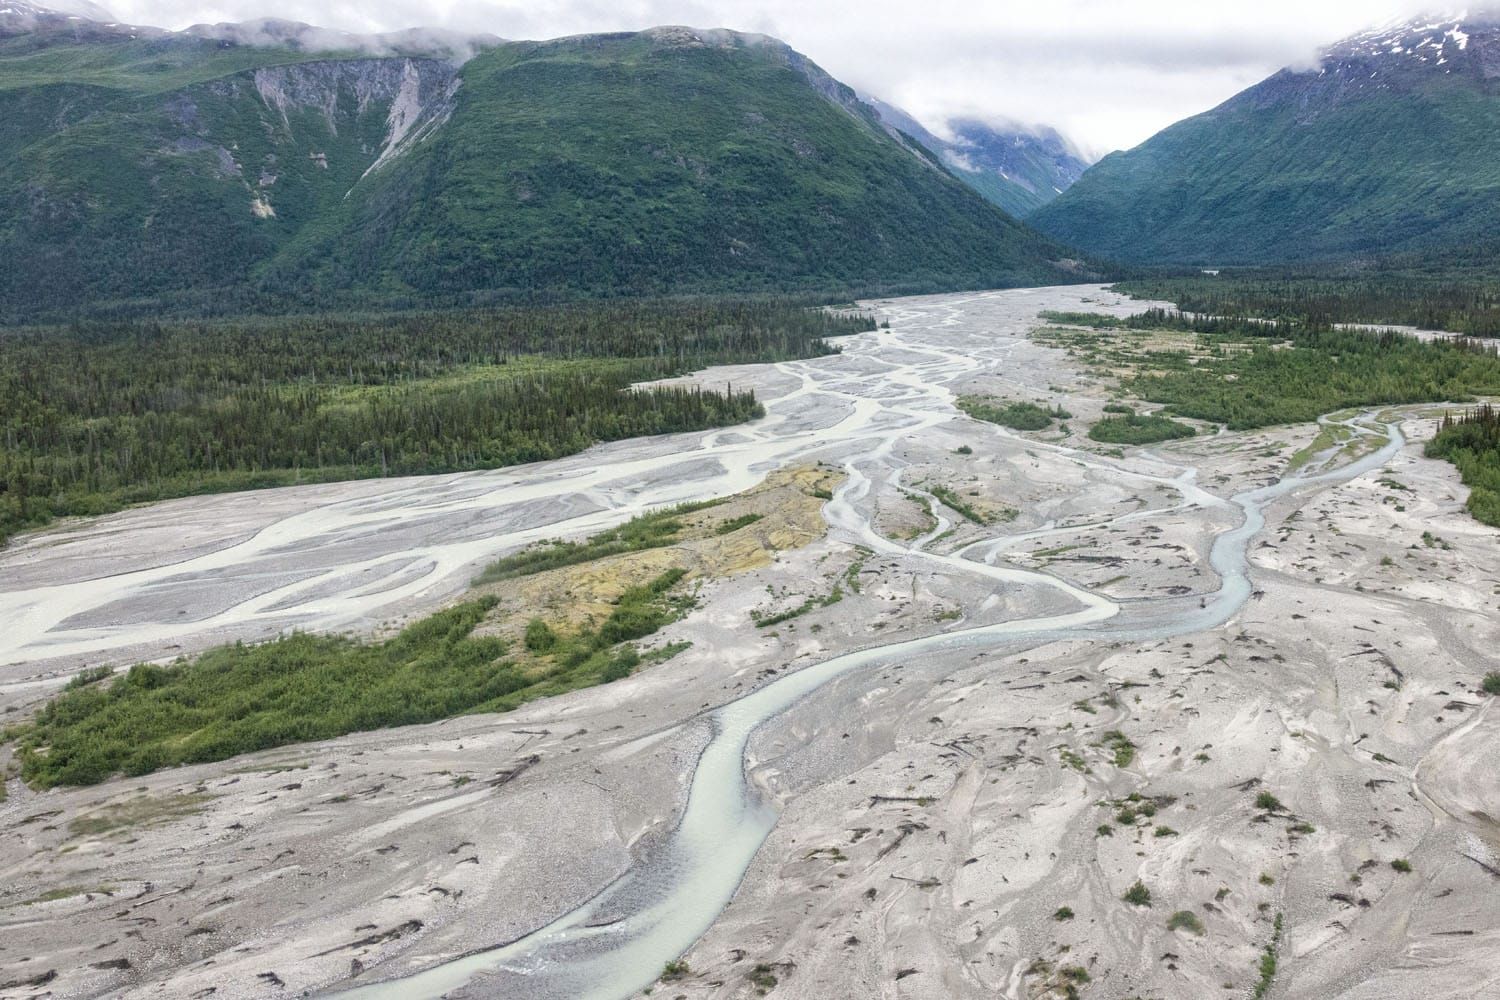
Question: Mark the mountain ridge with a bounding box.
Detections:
[1030,11,1500,265]
[0,11,1087,320]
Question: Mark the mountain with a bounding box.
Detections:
[866,98,1090,217]
[0,8,1083,321]
[1030,12,1500,266]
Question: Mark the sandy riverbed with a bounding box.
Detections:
[1,286,1496,1000]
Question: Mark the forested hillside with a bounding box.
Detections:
[0,16,1083,321]
[1032,14,1500,266]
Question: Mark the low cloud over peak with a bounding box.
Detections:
[93,0,1443,151]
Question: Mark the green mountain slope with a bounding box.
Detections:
[0,14,1082,320]
[1030,14,1500,266]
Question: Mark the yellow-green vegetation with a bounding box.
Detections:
[18,884,118,906]
[1058,747,1090,773]
[752,585,844,628]
[1038,310,1127,329]
[489,466,840,642]
[928,483,1017,525]
[475,499,725,583]
[69,792,214,837]
[1288,423,1354,471]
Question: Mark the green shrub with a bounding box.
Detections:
[1167,910,1206,935]
[12,565,694,786]
[1089,413,1196,445]
[1254,791,1284,812]
[715,513,764,535]
[1122,880,1152,907]
[957,396,1056,431]
[523,618,557,653]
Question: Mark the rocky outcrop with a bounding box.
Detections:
[250,57,459,167]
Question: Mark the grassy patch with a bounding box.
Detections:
[475,500,720,583]
[1041,309,1500,434]
[19,884,118,906]
[1253,913,1284,999]
[1102,729,1136,768]
[752,584,843,628]
[715,513,764,535]
[69,793,213,836]
[1254,791,1285,813]
[927,484,1015,526]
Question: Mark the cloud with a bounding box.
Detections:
[99,0,1444,151]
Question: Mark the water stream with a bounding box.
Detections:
[335,405,1405,999]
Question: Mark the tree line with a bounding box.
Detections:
[1116,269,1500,338]
[0,298,873,544]
[1427,405,1500,527]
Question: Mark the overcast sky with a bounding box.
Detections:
[99,0,1452,155]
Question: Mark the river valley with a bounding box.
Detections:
[2,286,1498,1000]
